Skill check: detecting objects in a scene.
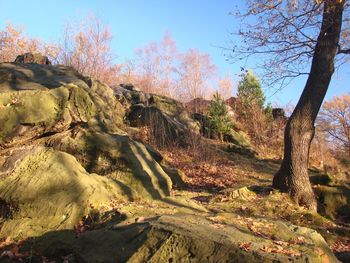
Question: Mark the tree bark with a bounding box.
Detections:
[273,0,345,211]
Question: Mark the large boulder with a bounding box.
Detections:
[0,147,123,238]
[19,214,339,263]
[0,62,174,239]
[118,86,199,146]
[14,53,51,65]
[45,127,172,199]
[314,185,350,221]
[0,63,125,146]
[185,97,211,114]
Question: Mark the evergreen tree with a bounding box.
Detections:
[237,70,265,109]
[208,92,233,141]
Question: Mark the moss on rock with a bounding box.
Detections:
[0,63,124,147]
[20,214,339,263]
[315,185,350,220]
[45,127,172,200]
[0,147,124,239]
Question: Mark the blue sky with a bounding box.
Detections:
[0,0,349,106]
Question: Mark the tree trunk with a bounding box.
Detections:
[273,0,345,211]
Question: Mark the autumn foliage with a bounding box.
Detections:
[319,94,350,158]
[0,23,59,63]
[124,33,219,101]
[1,16,348,167]
[59,15,120,86]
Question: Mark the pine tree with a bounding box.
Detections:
[237,70,265,109]
[208,92,233,141]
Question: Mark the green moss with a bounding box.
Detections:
[150,94,180,116]
[67,85,96,122]
[19,214,339,263]
[0,89,63,143]
[0,63,125,143]
[47,127,172,200]
[315,185,350,219]
[0,147,125,239]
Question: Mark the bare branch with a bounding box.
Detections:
[338,48,350,54]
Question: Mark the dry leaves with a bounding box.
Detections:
[260,245,301,257]
[161,148,239,191]
[74,216,91,237]
[239,242,252,251]
[330,239,350,253]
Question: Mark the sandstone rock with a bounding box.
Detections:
[127,94,199,146]
[185,97,211,114]
[14,52,51,65]
[120,83,140,92]
[0,62,176,239]
[45,127,172,200]
[212,186,257,202]
[314,185,350,221]
[0,63,124,147]
[0,147,123,238]
[20,214,339,263]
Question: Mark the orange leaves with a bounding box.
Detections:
[330,238,350,254]
[218,76,234,100]
[0,236,13,249]
[133,32,178,96]
[0,236,74,262]
[318,93,350,156]
[207,216,226,229]
[131,32,219,101]
[59,15,119,86]
[161,147,239,191]
[0,23,59,63]
[239,242,252,251]
[260,244,301,257]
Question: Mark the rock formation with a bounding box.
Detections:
[0,54,341,262]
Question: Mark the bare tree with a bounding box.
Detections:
[319,93,350,157]
[59,15,119,85]
[231,0,350,210]
[0,23,59,63]
[177,49,217,101]
[134,32,178,96]
[132,33,219,100]
[118,59,139,84]
[218,75,234,100]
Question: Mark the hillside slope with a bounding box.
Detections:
[0,57,344,262]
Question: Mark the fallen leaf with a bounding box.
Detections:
[239,242,252,251]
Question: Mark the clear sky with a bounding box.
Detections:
[0,0,349,106]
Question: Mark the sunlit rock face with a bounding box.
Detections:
[0,56,173,239]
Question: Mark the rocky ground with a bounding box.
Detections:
[0,58,349,262]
